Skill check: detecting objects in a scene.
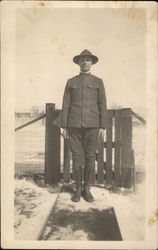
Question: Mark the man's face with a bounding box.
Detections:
[78,56,92,72]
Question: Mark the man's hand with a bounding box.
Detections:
[61,128,69,139]
[98,128,105,140]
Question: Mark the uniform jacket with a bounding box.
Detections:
[60,73,107,129]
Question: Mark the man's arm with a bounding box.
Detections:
[61,80,70,128]
[98,79,108,129]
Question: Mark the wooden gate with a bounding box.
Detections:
[45,103,134,189]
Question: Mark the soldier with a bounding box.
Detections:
[61,49,107,202]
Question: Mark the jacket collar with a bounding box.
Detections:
[79,71,91,76]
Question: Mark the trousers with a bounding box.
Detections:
[67,128,99,185]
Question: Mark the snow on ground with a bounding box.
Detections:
[14,177,145,241]
[14,178,58,240]
[113,183,145,241]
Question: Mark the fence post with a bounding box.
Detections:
[114,110,121,186]
[45,103,61,185]
[120,108,133,188]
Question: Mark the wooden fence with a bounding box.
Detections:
[45,103,135,189]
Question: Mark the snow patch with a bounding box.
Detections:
[14,179,58,240]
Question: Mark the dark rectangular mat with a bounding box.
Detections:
[40,205,122,241]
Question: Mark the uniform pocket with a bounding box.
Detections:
[87,84,99,99]
[70,84,81,89]
[87,83,99,89]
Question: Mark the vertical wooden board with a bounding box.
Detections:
[45,104,61,185]
[97,138,104,184]
[63,139,70,183]
[120,109,132,188]
[106,110,113,185]
[114,110,121,186]
[53,110,61,183]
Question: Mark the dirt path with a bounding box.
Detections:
[39,185,122,241]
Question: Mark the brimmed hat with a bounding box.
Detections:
[73,49,98,65]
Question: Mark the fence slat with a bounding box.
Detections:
[114,110,121,186]
[63,139,70,182]
[45,104,60,185]
[106,110,113,185]
[97,138,104,184]
[120,109,132,188]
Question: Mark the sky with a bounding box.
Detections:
[15,7,146,114]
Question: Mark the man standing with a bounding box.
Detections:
[61,49,107,202]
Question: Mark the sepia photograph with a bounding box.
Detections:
[1,1,157,249]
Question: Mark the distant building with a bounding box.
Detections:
[15,108,31,118]
[15,106,44,119]
[15,112,31,118]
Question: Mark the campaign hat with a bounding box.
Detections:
[73,49,98,65]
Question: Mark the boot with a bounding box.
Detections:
[71,186,82,202]
[82,165,94,202]
[71,168,82,202]
[82,186,94,202]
